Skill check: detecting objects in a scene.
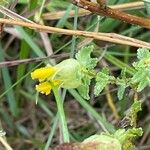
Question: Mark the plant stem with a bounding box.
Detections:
[52,87,69,143]
[105,86,120,120]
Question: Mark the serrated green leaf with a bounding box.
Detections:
[125,127,143,138]
[94,68,110,96]
[76,45,97,70]
[137,48,150,60]
[132,48,150,91]
[117,127,143,150]
[131,68,150,91]
[116,69,128,100]
[137,77,148,91]
[117,84,126,100]
[77,76,90,100]
[131,69,145,83]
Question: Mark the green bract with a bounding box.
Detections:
[53,45,97,96]
[78,127,143,150]
[81,134,122,150]
[54,58,82,89]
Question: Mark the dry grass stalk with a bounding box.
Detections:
[43,1,145,20]
[71,0,150,29]
[0,18,150,49]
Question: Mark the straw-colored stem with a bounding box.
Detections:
[0,18,150,49]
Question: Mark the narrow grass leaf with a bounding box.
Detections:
[0,44,18,117]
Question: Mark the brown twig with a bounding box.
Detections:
[71,0,150,29]
[42,1,145,20]
[0,18,150,49]
[0,53,68,68]
[0,6,149,48]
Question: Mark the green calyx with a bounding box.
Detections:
[54,58,82,89]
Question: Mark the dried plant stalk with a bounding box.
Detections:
[0,18,150,49]
[71,0,150,29]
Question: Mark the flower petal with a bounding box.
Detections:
[31,67,56,81]
[36,82,52,95]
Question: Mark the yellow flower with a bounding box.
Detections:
[31,59,83,95]
[36,82,52,95]
[31,67,57,81]
[31,66,62,95]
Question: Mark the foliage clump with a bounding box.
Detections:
[94,47,150,100]
[32,46,150,101]
[32,46,149,149]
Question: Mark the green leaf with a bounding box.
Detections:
[94,68,110,96]
[137,48,150,60]
[0,45,18,117]
[125,127,143,139]
[137,75,149,91]
[76,45,97,70]
[117,84,126,100]
[77,76,90,100]
[116,128,143,150]
[116,69,128,100]
[131,68,150,91]
[131,68,145,83]
[132,48,150,91]
[75,45,98,99]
